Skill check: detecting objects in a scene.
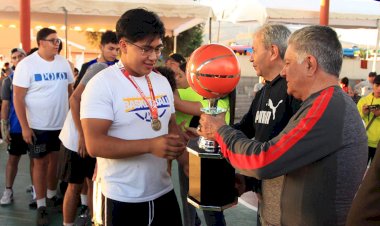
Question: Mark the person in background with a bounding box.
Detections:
[354,71,376,97]
[13,28,74,226]
[357,75,380,165]
[340,77,354,97]
[60,62,108,226]
[165,53,186,73]
[0,48,29,206]
[74,30,119,89]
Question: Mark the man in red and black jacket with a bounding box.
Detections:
[199,25,367,226]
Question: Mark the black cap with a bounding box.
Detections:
[168,53,186,65]
[374,75,380,84]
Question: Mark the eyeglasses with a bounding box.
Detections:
[126,41,164,56]
[43,38,62,45]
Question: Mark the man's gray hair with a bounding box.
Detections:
[288,25,342,77]
[255,24,290,59]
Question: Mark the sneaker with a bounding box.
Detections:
[47,196,63,213]
[0,189,13,205]
[29,198,37,209]
[79,205,89,218]
[75,205,91,226]
[26,185,33,193]
[36,206,49,226]
[46,195,63,207]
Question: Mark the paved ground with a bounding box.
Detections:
[0,142,257,226]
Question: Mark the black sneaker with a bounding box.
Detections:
[29,198,37,209]
[36,206,49,226]
[46,196,63,207]
[79,205,89,217]
[47,196,63,213]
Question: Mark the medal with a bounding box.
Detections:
[120,65,161,131]
[151,118,161,131]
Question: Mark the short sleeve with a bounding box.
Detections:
[12,61,30,88]
[80,63,108,86]
[80,74,114,121]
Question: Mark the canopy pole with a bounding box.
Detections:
[173,35,177,53]
[372,19,380,72]
[62,7,68,59]
[320,0,329,26]
[208,17,212,44]
[20,0,31,52]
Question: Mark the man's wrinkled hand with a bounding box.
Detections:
[198,114,226,140]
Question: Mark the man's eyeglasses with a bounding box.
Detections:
[126,41,164,56]
[43,38,62,45]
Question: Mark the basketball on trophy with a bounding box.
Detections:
[186,44,241,99]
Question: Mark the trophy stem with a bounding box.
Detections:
[208,98,219,115]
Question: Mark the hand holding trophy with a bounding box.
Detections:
[185,44,240,210]
[186,44,240,152]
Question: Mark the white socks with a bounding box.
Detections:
[46,189,57,199]
[80,194,88,206]
[36,198,46,208]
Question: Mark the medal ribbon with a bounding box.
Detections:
[120,68,158,121]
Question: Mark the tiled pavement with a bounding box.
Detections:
[0,141,257,226]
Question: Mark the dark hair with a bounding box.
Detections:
[116,8,165,43]
[58,41,63,54]
[340,77,349,86]
[36,28,57,46]
[101,30,118,45]
[369,72,377,77]
[179,62,187,73]
[168,53,186,65]
[3,62,9,67]
[11,48,26,56]
[74,68,79,74]
[28,47,39,56]
[155,66,177,91]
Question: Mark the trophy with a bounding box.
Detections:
[185,44,241,211]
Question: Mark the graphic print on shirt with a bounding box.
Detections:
[34,72,69,81]
[123,94,170,123]
[255,99,283,124]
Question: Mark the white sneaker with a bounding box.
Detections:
[0,189,13,205]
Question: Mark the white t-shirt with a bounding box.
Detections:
[60,62,108,152]
[13,52,74,130]
[80,64,175,203]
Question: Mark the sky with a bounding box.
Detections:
[200,0,380,48]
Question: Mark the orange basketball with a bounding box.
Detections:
[186,44,241,99]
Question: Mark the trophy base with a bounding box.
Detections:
[198,136,220,153]
[187,139,237,210]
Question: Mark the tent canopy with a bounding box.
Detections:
[213,0,380,28]
[0,0,214,36]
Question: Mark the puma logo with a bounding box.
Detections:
[255,99,284,124]
[267,99,283,120]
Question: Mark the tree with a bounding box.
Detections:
[162,23,204,58]
[85,31,103,47]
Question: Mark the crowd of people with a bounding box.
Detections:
[0,7,379,226]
